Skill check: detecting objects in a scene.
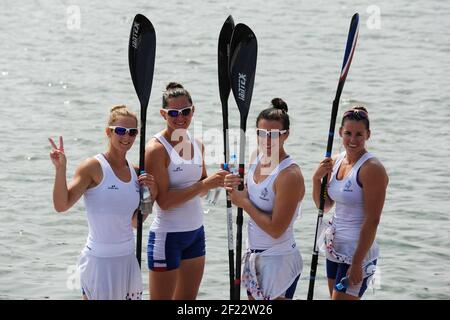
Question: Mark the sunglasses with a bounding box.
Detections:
[256,128,288,138]
[163,106,193,118]
[109,126,139,137]
[343,109,368,119]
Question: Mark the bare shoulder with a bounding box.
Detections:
[362,157,387,174]
[274,164,305,202]
[75,156,102,183]
[146,137,167,157]
[145,137,170,171]
[360,157,389,185]
[277,164,304,186]
[78,157,101,173]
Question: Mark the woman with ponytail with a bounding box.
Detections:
[145,82,228,299]
[313,106,388,300]
[224,98,305,300]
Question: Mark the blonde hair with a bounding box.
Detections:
[108,105,138,126]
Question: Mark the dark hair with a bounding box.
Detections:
[256,98,290,130]
[341,105,370,130]
[162,82,193,108]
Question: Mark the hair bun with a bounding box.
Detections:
[110,105,127,113]
[271,98,288,113]
[352,105,368,114]
[166,82,184,90]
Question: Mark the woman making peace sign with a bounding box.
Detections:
[49,105,157,300]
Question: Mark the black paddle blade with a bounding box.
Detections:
[218,15,235,107]
[339,13,359,82]
[229,23,257,122]
[128,14,156,111]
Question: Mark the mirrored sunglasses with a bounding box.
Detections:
[109,126,139,137]
[163,106,193,118]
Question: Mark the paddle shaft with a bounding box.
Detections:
[307,92,340,300]
[221,96,235,299]
[222,118,236,300]
[223,110,235,300]
[136,107,147,266]
[234,120,247,300]
[307,13,359,300]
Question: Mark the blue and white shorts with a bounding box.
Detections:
[147,226,206,271]
[326,259,377,298]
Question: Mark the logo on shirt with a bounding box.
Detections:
[108,184,119,190]
[173,166,183,173]
[259,187,270,201]
[343,180,353,192]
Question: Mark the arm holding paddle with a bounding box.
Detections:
[132,169,158,228]
[312,156,336,213]
[145,140,227,210]
[199,144,223,197]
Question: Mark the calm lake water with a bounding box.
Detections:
[1,0,449,299]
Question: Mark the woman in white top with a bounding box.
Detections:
[145,82,227,300]
[225,98,305,300]
[313,106,388,300]
[49,105,157,300]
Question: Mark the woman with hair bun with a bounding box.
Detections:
[49,105,158,300]
[313,106,389,300]
[145,82,228,299]
[224,98,305,300]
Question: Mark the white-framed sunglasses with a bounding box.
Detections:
[256,128,288,138]
[109,126,139,136]
[162,106,194,118]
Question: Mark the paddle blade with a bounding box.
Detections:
[229,23,257,122]
[218,15,235,106]
[128,14,156,110]
[339,13,359,81]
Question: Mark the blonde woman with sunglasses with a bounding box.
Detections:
[49,105,158,300]
[224,98,305,300]
[145,82,227,300]
[313,106,389,300]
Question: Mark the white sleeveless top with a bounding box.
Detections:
[246,155,301,254]
[83,154,140,257]
[150,131,204,232]
[327,151,379,262]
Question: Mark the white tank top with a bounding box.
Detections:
[83,154,140,257]
[327,151,379,262]
[150,131,204,232]
[246,155,301,253]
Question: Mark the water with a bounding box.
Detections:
[1,0,450,300]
